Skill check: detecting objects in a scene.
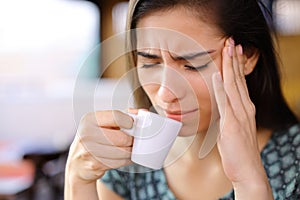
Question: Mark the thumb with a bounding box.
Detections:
[127,108,149,115]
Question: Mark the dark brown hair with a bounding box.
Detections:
[126,0,299,131]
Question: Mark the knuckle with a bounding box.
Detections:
[124,146,132,153]
[114,111,134,129]
[118,147,132,157]
[241,75,246,82]
[90,162,102,171]
[81,112,92,122]
[80,112,94,125]
[249,102,256,114]
[81,151,91,160]
[236,74,244,83]
[76,126,87,137]
[117,134,133,146]
[76,127,92,140]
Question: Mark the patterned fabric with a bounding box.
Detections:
[101,124,300,200]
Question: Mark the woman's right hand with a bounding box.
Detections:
[65,110,134,185]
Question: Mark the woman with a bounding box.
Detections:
[65,0,300,199]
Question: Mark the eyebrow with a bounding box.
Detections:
[137,50,215,60]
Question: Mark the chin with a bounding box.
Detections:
[178,123,199,137]
[177,120,210,137]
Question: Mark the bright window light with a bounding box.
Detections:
[274,0,300,35]
[112,2,129,34]
[0,0,100,79]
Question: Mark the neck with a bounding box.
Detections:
[165,131,220,169]
[169,127,272,166]
[183,132,221,164]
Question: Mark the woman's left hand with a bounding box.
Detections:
[212,38,273,199]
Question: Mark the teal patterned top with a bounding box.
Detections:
[101,124,300,199]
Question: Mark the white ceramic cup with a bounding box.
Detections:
[121,110,182,169]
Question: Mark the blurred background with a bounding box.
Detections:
[0,0,299,199]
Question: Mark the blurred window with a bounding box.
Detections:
[274,0,300,35]
[0,0,100,141]
[112,2,128,34]
[0,0,100,82]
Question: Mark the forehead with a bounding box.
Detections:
[135,6,223,54]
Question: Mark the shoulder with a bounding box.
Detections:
[262,123,300,163]
[261,123,300,199]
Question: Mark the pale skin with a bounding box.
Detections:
[65,7,274,200]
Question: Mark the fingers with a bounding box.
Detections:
[75,130,133,170]
[127,108,139,114]
[78,110,135,158]
[66,110,137,183]
[77,123,133,147]
[214,39,260,183]
[97,158,132,170]
[102,129,134,147]
[83,142,132,159]
[92,110,134,129]
[222,39,247,119]
[69,140,132,178]
[235,45,255,104]
[212,72,235,131]
[234,45,250,102]
[236,45,245,78]
[78,110,135,147]
[221,38,256,130]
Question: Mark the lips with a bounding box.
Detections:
[164,109,198,121]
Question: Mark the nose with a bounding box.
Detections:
[157,85,177,103]
[157,67,185,103]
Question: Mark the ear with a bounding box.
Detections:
[244,48,260,75]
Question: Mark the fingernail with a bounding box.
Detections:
[229,37,235,46]
[115,111,134,129]
[227,46,233,57]
[238,45,243,55]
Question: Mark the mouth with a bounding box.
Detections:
[164,109,198,121]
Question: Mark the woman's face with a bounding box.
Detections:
[135,6,226,136]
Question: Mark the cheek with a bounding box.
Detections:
[141,71,212,107]
[141,84,158,102]
[188,73,215,132]
[214,54,223,72]
[190,76,211,112]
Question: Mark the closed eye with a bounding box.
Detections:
[141,62,160,68]
[184,61,211,71]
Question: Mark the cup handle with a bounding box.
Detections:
[120,113,137,137]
